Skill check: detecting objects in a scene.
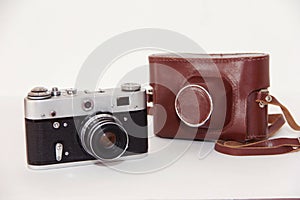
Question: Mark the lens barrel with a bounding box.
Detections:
[79,114,129,160]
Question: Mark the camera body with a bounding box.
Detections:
[149,53,270,142]
[24,83,148,169]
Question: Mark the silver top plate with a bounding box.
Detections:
[24,87,146,120]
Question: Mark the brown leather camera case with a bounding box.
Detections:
[149,53,270,142]
[149,53,300,156]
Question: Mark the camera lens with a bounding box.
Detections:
[99,132,116,149]
[79,114,128,160]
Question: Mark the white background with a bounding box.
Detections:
[1,0,300,199]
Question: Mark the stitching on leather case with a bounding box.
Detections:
[149,57,268,63]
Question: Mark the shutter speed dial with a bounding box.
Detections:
[121,83,141,92]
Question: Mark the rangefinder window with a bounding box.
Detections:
[117,96,130,106]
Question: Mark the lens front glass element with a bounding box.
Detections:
[99,132,117,149]
[91,124,128,160]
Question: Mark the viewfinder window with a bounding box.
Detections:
[117,96,130,106]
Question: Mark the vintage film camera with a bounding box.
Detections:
[24,83,148,169]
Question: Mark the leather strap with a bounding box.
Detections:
[258,95,300,131]
[215,94,300,156]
